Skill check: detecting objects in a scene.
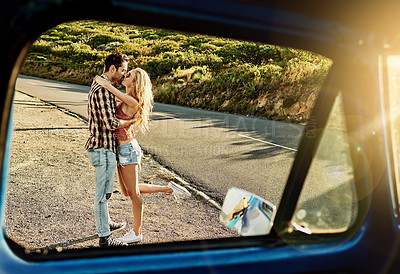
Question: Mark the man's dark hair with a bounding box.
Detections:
[104,51,129,72]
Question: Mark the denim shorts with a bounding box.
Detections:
[117,139,142,166]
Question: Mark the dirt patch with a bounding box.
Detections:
[5,91,235,252]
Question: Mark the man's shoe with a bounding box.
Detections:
[109,220,126,232]
[99,235,128,247]
[168,181,191,197]
[118,229,143,244]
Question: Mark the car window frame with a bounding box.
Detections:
[1,0,378,263]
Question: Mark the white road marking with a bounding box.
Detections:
[238,134,298,152]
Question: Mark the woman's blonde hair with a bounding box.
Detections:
[132,68,153,132]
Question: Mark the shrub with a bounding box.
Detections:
[97,42,121,51]
[143,51,223,77]
[88,34,126,49]
[73,49,101,63]
[40,35,60,42]
[164,34,187,42]
[30,41,52,55]
[141,28,172,40]
[116,42,141,58]
[151,40,180,55]
[215,42,288,65]
[181,36,210,51]
[199,43,219,54]
[143,52,182,77]
[57,40,74,46]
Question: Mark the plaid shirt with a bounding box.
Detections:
[85,74,119,154]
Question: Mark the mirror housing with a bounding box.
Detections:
[220,187,277,236]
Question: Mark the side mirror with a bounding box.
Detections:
[219,187,277,236]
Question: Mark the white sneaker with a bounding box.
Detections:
[118,230,143,244]
[168,181,191,197]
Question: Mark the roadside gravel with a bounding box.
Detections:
[5,91,235,251]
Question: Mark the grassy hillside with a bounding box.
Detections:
[21,20,332,123]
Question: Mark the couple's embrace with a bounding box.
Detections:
[85,51,190,247]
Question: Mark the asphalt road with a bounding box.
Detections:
[15,75,304,206]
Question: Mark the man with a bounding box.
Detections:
[85,51,134,247]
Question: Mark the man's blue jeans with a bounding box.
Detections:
[88,148,116,237]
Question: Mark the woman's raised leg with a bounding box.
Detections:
[138,183,173,194]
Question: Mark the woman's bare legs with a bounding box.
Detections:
[118,167,173,195]
[118,164,143,236]
[117,166,173,236]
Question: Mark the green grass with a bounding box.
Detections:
[20,20,332,124]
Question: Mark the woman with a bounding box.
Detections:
[95,68,190,244]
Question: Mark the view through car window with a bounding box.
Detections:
[5,20,333,253]
[291,93,358,234]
